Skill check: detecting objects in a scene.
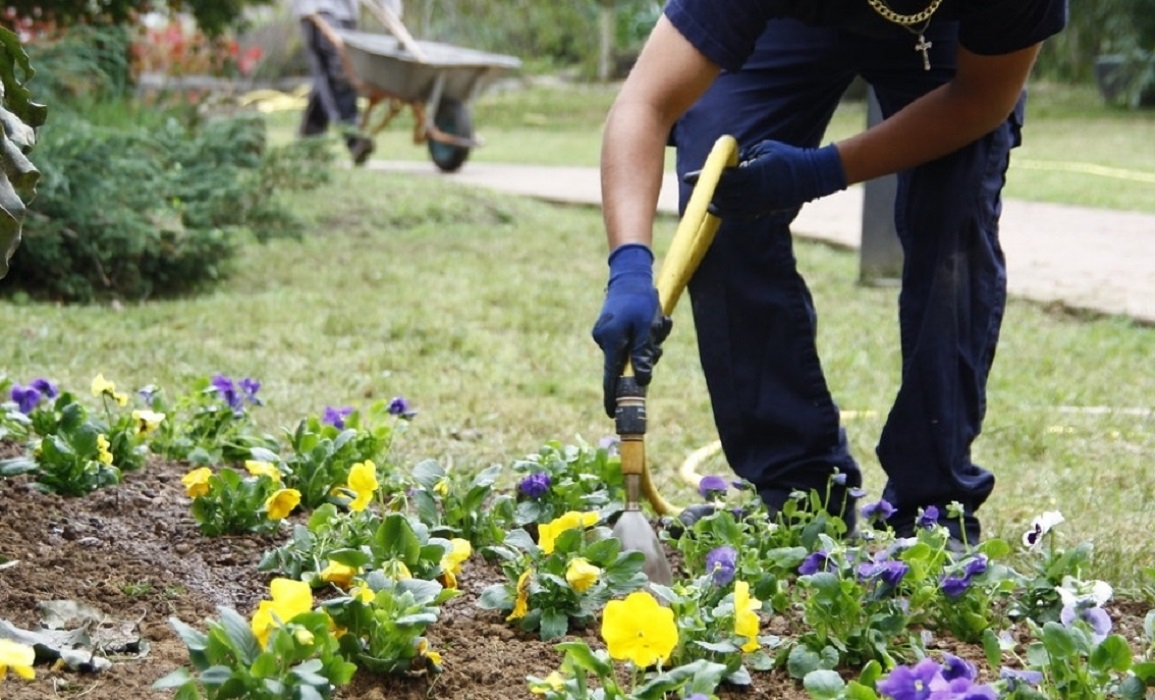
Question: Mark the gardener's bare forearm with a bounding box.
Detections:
[837,43,1041,184]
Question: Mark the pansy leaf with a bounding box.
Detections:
[218,606,262,664]
[978,537,1012,560]
[376,513,422,564]
[1133,660,1155,682]
[786,645,823,679]
[398,578,443,604]
[198,664,236,687]
[858,659,883,688]
[327,548,370,568]
[981,628,1002,670]
[804,669,847,699]
[411,459,444,490]
[695,639,739,653]
[1090,634,1132,673]
[845,681,881,700]
[169,616,209,652]
[634,659,727,699]
[539,608,568,641]
[1120,677,1147,700]
[557,641,613,677]
[477,583,512,610]
[153,668,195,689]
[504,528,537,552]
[298,685,325,700]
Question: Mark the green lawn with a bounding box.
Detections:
[296,77,1155,213]
[3,154,1153,586]
[4,77,1153,588]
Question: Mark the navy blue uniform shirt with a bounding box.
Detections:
[664,0,1069,72]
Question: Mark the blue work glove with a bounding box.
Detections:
[591,244,673,418]
[685,140,847,220]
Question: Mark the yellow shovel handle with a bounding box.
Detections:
[639,134,738,516]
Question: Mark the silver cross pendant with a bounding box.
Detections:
[914,34,932,71]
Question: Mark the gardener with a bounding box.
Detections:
[591,0,1068,544]
[293,0,382,165]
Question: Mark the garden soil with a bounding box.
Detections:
[0,447,1147,700]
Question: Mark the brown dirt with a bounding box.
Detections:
[0,450,1146,700]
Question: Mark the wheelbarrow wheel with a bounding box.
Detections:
[428,98,473,173]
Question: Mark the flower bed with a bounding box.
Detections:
[0,374,1153,700]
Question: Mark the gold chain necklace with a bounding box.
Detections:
[865,0,946,71]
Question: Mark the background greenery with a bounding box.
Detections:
[0,4,1152,590]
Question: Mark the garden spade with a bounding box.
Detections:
[612,135,738,587]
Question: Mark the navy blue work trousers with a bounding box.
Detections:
[671,19,1023,540]
[299,15,361,149]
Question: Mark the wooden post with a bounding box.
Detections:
[859,87,904,286]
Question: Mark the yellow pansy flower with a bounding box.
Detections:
[265,488,302,521]
[353,582,376,604]
[506,569,532,621]
[181,467,213,498]
[426,649,443,666]
[319,560,357,589]
[132,409,165,435]
[0,639,35,681]
[433,477,449,497]
[244,460,281,482]
[250,578,314,648]
[537,511,600,554]
[734,580,762,653]
[601,591,678,667]
[439,538,472,589]
[565,557,601,593]
[346,460,379,512]
[294,628,315,646]
[530,670,566,694]
[96,434,113,465]
[90,373,128,406]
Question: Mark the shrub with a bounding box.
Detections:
[0,111,332,302]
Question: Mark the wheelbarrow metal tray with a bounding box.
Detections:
[339,29,521,103]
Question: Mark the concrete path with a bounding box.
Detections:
[369,160,1155,324]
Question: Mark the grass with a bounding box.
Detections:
[269,76,1155,213]
[5,79,1154,589]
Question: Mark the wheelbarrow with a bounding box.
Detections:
[336,23,521,173]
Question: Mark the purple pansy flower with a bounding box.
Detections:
[518,472,552,499]
[877,658,942,700]
[1061,604,1113,643]
[861,499,896,523]
[917,505,940,528]
[322,405,354,429]
[698,475,729,500]
[963,555,988,578]
[940,573,972,599]
[832,471,848,485]
[388,396,416,419]
[858,559,910,588]
[30,378,58,399]
[239,377,262,406]
[211,374,242,411]
[940,654,977,682]
[704,545,738,586]
[9,384,42,414]
[799,550,832,576]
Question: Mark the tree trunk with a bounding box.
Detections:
[597,1,614,82]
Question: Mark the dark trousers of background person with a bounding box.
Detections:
[299,14,372,162]
[671,19,1024,542]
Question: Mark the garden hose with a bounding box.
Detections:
[615,134,738,519]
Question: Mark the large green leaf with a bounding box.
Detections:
[0,26,44,279]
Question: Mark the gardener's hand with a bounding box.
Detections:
[685,140,847,220]
[591,244,673,418]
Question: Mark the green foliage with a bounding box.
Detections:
[323,574,457,676]
[145,376,276,465]
[530,642,728,700]
[408,459,515,547]
[0,111,330,302]
[479,516,648,641]
[156,606,355,700]
[0,26,46,279]
[508,440,625,527]
[4,0,274,37]
[0,378,154,495]
[184,465,288,536]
